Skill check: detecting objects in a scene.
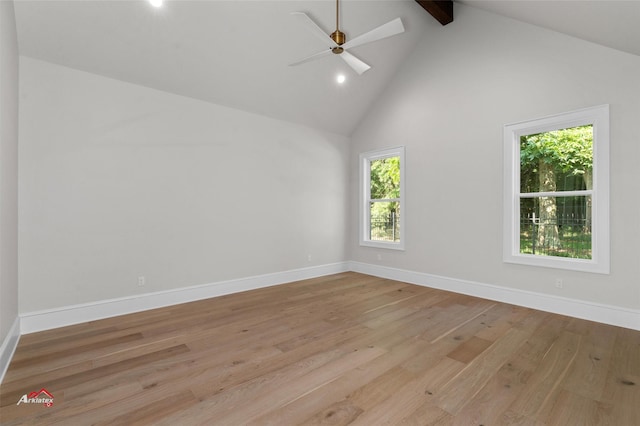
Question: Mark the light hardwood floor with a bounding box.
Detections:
[1,272,638,425]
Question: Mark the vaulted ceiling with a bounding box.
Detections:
[461,0,640,59]
[14,0,640,136]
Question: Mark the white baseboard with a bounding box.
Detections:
[20,262,349,334]
[16,260,640,337]
[349,261,640,331]
[0,316,21,384]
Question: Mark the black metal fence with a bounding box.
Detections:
[371,212,400,242]
[520,213,591,259]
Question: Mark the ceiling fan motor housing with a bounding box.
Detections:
[331,30,345,53]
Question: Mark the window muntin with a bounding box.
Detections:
[360,147,405,250]
[503,105,609,273]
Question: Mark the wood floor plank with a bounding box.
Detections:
[452,311,569,425]
[348,356,465,425]
[250,337,435,425]
[598,330,640,425]
[446,335,493,364]
[1,344,190,411]
[1,381,143,425]
[396,403,453,426]
[433,327,538,415]
[420,301,495,343]
[561,320,616,401]
[217,346,386,425]
[5,333,146,383]
[302,400,364,426]
[1,272,638,425]
[92,389,200,426]
[542,389,604,425]
[505,330,583,421]
[156,346,386,425]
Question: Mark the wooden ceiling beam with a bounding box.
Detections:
[415,0,454,26]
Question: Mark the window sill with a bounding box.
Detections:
[360,240,405,251]
[503,253,609,274]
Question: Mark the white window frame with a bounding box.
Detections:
[503,104,609,274]
[360,146,405,250]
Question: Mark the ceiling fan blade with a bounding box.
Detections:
[340,51,371,75]
[289,49,333,67]
[291,12,337,47]
[341,17,404,50]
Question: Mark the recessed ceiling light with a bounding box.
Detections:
[336,74,346,84]
[149,0,163,8]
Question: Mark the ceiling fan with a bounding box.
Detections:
[289,0,405,75]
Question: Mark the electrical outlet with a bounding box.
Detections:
[307,254,312,262]
[138,276,146,287]
[555,278,563,289]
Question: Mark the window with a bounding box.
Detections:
[503,105,609,273]
[360,147,405,250]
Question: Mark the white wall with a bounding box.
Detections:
[349,4,640,312]
[0,0,20,349]
[19,57,349,313]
